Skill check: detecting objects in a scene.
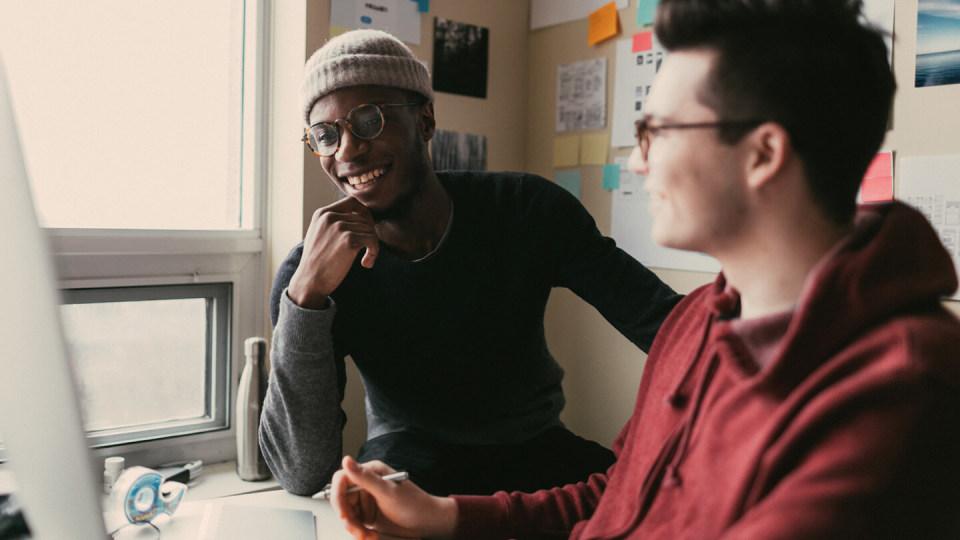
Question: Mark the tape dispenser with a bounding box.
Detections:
[108,466,187,531]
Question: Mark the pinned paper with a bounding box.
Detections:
[588,2,620,46]
[860,151,894,203]
[602,163,621,191]
[553,135,581,168]
[556,170,583,199]
[579,133,610,165]
[632,31,653,52]
[637,0,658,26]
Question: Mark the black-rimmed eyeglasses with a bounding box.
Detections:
[302,102,422,157]
[634,118,765,162]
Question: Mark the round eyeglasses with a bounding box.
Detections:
[302,102,422,157]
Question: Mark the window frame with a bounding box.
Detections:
[0,0,271,467]
[60,283,233,449]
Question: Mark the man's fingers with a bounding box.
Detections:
[361,244,379,269]
[317,210,375,228]
[344,456,396,477]
[341,456,398,498]
[321,196,375,222]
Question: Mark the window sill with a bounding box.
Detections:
[0,460,280,502]
[175,460,281,501]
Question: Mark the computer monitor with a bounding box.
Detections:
[0,57,107,538]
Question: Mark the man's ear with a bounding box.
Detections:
[418,102,436,142]
[744,122,790,191]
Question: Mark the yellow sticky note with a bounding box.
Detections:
[554,135,580,168]
[588,2,619,46]
[330,25,350,38]
[579,133,609,165]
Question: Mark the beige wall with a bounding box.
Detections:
[272,0,960,456]
[528,0,960,448]
[275,0,531,456]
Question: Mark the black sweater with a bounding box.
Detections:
[260,171,681,494]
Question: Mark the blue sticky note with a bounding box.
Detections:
[411,0,429,13]
[602,163,621,191]
[555,170,582,200]
[637,0,658,26]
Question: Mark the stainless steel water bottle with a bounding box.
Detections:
[236,336,271,481]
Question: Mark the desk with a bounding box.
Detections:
[105,462,356,539]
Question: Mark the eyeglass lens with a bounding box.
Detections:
[308,104,385,156]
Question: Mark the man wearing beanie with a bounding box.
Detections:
[259,29,681,497]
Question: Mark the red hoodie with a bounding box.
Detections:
[453,202,960,539]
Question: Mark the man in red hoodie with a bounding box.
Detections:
[328,0,960,537]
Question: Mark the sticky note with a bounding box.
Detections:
[330,25,350,38]
[632,32,653,52]
[554,135,581,168]
[556,170,583,199]
[413,0,429,13]
[860,151,894,203]
[637,0,659,27]
[602,163,621,191]
[588,2,619,46]
[580,133,610,165]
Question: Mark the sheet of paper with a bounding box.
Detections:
[531,0,628,30]
[588,2,620,46]
[557,58,607,132]
[553,135,581,167]
[898,154,960,299]
[859,151,894,203]
[611,157,721,273]
[632,32,652,52]
[330,0,421,44]
[556,169,582,199]
[602,163,621,191]
[611,34,667,147]
[637,0,659,27]
[580,133,609,165]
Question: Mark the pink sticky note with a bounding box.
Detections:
[860,152,893,203]
[632,32,653,52]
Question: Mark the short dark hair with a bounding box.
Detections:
[655,0,896,224]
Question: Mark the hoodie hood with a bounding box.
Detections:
[712,201,957,385]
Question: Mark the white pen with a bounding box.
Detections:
[312,471,410,500]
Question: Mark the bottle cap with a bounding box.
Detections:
[244,337,267,357]
[105,456,125,475]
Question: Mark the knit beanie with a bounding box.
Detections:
[301,29,433,126]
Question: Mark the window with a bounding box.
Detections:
[0,0,268,465]
[61,284,231,448]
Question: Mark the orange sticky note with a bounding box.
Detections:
[632,32,653,52]
[588,2,620,46]
[860,152,893,203]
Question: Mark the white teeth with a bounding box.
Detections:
[346,167,386,186]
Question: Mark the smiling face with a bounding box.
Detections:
[309,85,434,218]
[629,49,752,256]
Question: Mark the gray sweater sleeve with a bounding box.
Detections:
[259,290,346,495]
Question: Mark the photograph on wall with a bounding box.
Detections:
[432,18,489,98]
[915,0,960,87]
[432,129,487,171]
